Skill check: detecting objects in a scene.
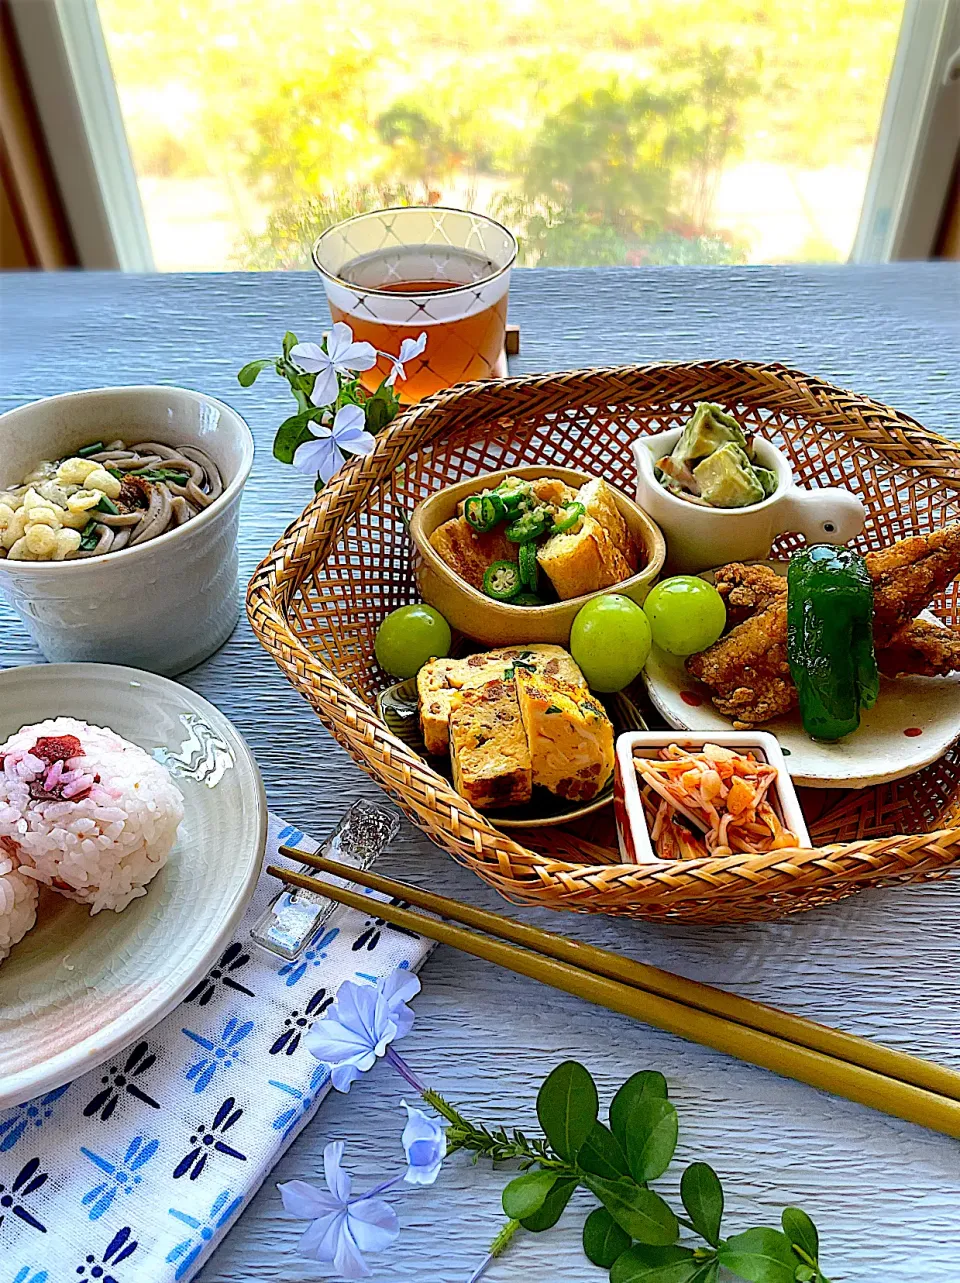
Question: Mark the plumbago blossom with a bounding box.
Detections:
[400,1100,446,1186]
[237,322,428,490]
[386,333,428,387]
[276,972,445,1277]
[291,404,374,485]
[305,970,421,1091]
[281,967,836,1283]
[279,1140,399,1280]
[289,325,378,408]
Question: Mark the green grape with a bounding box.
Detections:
[375,603,452,678]
[643,576,726,656]
[569,594,652,692]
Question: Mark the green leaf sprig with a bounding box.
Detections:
[238,329,403,488]
[427,1061,833,1283]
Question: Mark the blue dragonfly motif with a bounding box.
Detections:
[166,1188,243,1280]
[0,1157,48,1234]
[12,1269,48,1283]
[277,925,339,987]
[80,1135,159,1220]
[75,1226,138,1282]
[356,957,411,985]
[0,1085,70,1152]
[268,1062,330,1138]
[184,941,255,1006]
[173,1097,246,1181]
[181,1015,254,1093]
[275,824,304,847]
[269,986,333,1056]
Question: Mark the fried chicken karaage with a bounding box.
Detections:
[865,524,960,644]
[686,525,960,727]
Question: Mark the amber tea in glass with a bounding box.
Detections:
[313,208,516,403]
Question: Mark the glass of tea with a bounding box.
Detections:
[312,206,517,403]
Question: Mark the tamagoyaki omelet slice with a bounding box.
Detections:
[417,644,586,756]
[514,668,615,801]
[449,679,532,809]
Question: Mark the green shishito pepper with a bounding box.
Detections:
[518,540,538,590]
[550,501,585,534]
[492,480,531,512]
[483,560,523,601]
[787,545,879,741]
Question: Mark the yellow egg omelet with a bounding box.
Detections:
[417,644,585,756]
[449,679,532,809]
[514,668,615,801]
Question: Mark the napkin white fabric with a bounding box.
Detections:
[2,814,433,1283]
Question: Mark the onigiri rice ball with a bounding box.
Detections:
[0,842,39,963]
[0,717,184,916]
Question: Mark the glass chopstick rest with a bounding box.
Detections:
[250,799,401,960]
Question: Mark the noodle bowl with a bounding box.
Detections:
[0,439,224,561]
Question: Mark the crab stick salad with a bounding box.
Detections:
[633,742,797,859]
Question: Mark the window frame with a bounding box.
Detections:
[8,0,152,270]
[853,0,960,261]
[9,0,957,270]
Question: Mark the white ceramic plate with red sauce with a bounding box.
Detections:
[641,563,960,788]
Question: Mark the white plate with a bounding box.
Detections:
[642,565,960,788]
[0,664,266,1107]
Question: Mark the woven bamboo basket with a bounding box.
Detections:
[247,361,960,924]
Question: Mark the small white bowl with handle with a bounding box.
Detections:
[0,386,254,675]
[632,428,865,574]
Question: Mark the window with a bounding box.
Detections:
[12,0,959,270]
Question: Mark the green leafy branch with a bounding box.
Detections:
[428,1061,833,1283]
[423,1087,563,1169]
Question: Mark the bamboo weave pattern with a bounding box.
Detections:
[247,361,960,923]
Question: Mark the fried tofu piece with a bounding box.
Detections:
[579,478,630,557]
[429,517,515,591]
[417,644,585,755]
[515,669,615,801]
[537,477,635,600]
[530,476,578,507]
[537,515,633,600]
[449,679,532,809]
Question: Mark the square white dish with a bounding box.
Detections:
[614,729,810,864]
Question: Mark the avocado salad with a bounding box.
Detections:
[655,402,779,508]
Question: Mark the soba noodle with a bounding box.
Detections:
[0,439,224,562]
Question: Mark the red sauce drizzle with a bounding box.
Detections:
[904,727,923,738]
[680,691,704,707]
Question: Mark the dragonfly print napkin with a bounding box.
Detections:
[2,813,433,1283]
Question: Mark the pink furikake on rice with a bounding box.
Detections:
[0,717,184,920]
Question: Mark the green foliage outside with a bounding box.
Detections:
[98,0,903,268]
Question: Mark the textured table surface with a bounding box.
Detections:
[2,265,959,1282]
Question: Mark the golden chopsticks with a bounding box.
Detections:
[270,849,960,1139]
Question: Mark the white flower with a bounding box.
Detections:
[385,331,427,386]
[400,1101,446,1186]
[291,322,378,407]
[278,1142,399,1279]
[292,405,376,484]
[305,969,421,1092]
